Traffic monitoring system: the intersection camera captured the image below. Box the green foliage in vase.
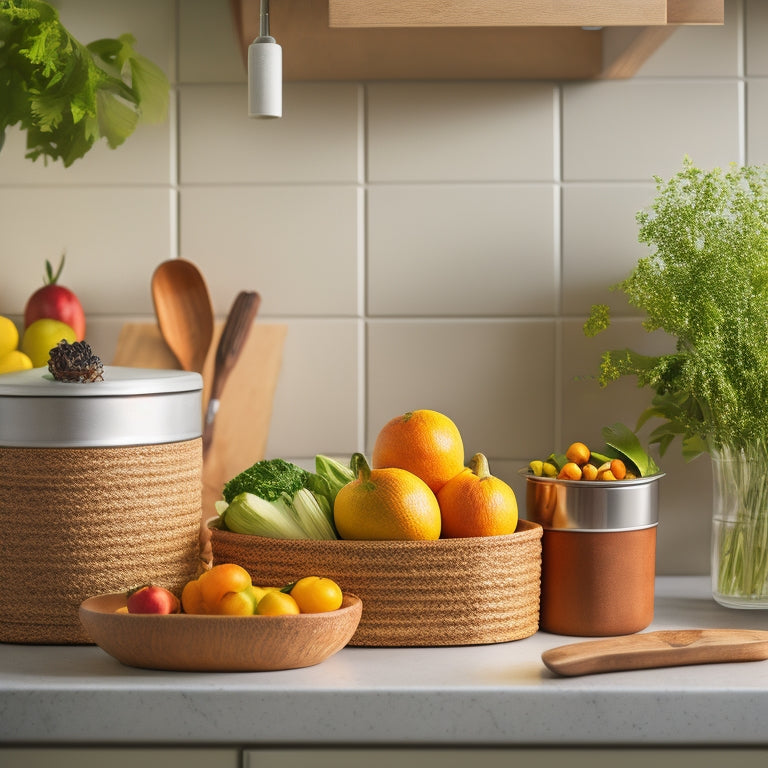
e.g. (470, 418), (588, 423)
(585, 156), (768, 462)
(0, 0), (169, 166)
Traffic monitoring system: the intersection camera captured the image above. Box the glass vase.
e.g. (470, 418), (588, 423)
(711, 444), (768, 608)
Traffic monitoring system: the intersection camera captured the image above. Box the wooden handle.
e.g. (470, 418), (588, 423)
(542, 629), (768, 677)
(202, 291), (261, 456)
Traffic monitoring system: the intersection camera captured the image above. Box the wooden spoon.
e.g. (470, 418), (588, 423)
(151, 259), (214, 373)
(202, 290), (261, 457)
(542, 629), (768, 677)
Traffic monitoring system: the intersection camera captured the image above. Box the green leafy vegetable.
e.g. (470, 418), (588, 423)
(315, 454), (355, 505)
(216, 493), (313, 540)
(218, 457), (341, 540)
(223, 458), (308, 504)
(0, 0), (169, 166)
(585, 157), (768, 459)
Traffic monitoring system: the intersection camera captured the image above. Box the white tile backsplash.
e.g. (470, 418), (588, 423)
(0, 188), (172, 316)
(746, 79), (768, 164)
(266, 319), (362, 459)
(179, 83), (362, 184)
(368, 185), (556, 316)
(563, 81), (741, 181)
(746, 0), (768, 75)
(367, 320), (557, 461)
(179, 185), (361, 316)
(367, 82), (557, 182)
(0, 0), (758, 576)
(561, 183), (656, 317)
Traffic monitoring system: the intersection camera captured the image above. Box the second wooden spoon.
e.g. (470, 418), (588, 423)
(542, 628), (768, 676)
(151, 259), (214, 373)
(202, 290), (261, 457)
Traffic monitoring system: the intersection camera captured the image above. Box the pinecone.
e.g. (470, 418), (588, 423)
(48, 340), (104, 383)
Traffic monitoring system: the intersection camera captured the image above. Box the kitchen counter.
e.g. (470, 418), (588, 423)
(1, 576), (767, 748)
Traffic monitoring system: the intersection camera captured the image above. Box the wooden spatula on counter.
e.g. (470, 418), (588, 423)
(202, 290), (261, 458)
(542, 629), (768, 677)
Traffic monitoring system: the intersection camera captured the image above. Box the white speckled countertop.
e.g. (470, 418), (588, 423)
(1, 577), (767, 747)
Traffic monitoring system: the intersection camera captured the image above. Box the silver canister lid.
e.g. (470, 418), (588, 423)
(523, 471), (664, 531)
(0, 366), (203, 447)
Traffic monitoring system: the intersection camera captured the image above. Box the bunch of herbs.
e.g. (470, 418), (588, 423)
(585, 157), (768, 602)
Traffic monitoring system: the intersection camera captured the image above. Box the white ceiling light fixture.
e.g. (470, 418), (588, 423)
(248, 0), (282, 118)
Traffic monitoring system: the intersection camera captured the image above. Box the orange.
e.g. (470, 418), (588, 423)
(181, 578), (207, 614)
(255, 590), (300, 616)
(218, 589), (258, 616)
(437, 453), (518, 538)
(372, 409), (465, 493)
(288, 576), (343, 613)
(334, 453), (441, 540)
(181, 563), (253, 614)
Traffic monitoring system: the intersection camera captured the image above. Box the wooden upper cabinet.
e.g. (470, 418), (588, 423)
(230, 0), (724, 81)
(327, 0), (724, 28)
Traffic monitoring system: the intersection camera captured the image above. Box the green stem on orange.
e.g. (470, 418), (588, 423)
(350, 452), (374, 489)
(469, 452), (491, 479)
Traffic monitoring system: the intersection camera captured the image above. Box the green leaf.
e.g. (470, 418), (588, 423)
(0, 0), (169, 166)
(601, 422), (660, 477)
(95, 89), (138, 148)
(127, 51), (169, 123)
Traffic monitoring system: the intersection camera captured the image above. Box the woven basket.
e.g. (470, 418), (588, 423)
(0, 441), (202, 644)
(210, 519), (542, 646)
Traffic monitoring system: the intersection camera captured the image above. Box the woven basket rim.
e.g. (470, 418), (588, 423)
(209, 518), (542, 550)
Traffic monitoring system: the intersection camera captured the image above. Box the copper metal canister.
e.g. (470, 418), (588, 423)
(0, 366), (203, 644)
(523, 471), (663, 636)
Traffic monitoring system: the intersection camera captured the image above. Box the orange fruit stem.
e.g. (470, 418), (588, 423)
(350, 452), (373, 486)
(468, 452), (491, 479)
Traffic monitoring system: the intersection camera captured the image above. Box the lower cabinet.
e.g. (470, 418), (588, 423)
(2, 747), (767, 768)
(0, 748), (239, 768)
(244, 749), (768, 768)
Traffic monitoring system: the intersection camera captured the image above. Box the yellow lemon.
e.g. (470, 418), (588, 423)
(21, 318), (76, 367)
(0, 316), (19, 358)
(255, 590), (300, 616)
(0, 350), (34, 374)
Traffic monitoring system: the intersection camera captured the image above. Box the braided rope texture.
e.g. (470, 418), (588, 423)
(211, 520), (542, 646)
(0, 441), (202, 644)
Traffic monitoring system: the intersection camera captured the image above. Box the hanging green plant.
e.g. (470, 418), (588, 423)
(0, 0), (169, 166)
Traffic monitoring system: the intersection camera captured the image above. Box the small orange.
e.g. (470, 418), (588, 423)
(372, 409), (465, 493)
(565, 441), (591, 466)
(334, 453), (441, 540)
(255, 590), (300, 616)
(218, 589), (258, 616)
(181, 578), (207, 614)
(288, 576), (343, 613)
(437, 453), (518, 538)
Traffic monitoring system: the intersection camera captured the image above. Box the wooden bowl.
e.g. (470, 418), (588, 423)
(79, 592), (362, 672)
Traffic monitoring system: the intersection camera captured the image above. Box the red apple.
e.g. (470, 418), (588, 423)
(126, 585), (181, 615)
(24, 254), (86, 341)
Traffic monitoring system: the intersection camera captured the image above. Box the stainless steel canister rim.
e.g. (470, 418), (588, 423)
(521, 469), (664, 531)
(0, 366), (203, 447)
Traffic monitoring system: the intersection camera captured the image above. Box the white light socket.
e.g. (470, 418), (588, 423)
(248, 36), (282, 119)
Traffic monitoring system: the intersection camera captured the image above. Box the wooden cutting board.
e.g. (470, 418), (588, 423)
(112, 322), (287, 521)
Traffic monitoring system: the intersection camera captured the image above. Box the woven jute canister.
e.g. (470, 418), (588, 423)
(0, 366), (204, 644)
(210, 519), (542, 646)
